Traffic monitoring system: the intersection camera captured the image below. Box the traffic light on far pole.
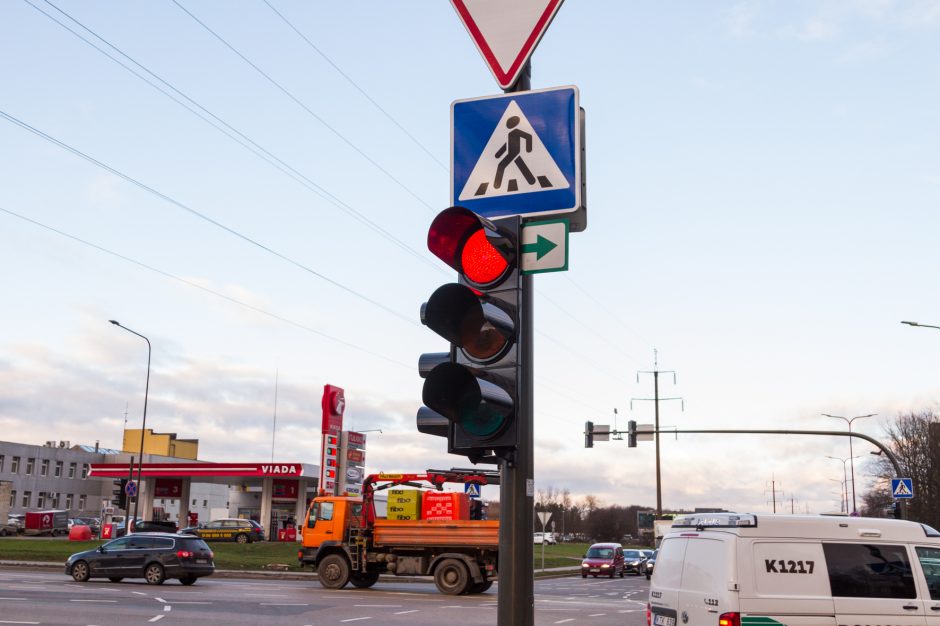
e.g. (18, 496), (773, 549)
(113, 478), (128, 509)
(627, 420), (637, 448)
(417, 206), (523, 463)
(584, 421), (594, 448)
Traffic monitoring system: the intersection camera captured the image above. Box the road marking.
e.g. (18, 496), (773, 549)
(0, 598), (27, 601)
(589, 614), (607, 617)
(166, 601), (211, 604)
(0, 621), (40, 624)
(393, 610), (419, 615)
(70, 599), (118, 603)
(340, 619), (372, 623)
(154, 597), (166, 603)
(132, 591), (148, 596)
(148, 616), (165, 623)
(353, 604), (402, 608)
(259, 603), (309, 607)
(163, 606), (171, 612)
(554, 620), (576, 624)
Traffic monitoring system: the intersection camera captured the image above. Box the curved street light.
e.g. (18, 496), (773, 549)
(901, 321), (940, 330)
(822, 413), (875, 515)
(826, 455), (862, 515)
(109, 320), (151, 531)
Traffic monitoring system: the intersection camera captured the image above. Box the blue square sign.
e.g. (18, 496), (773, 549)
(891, 477), (914, 499)
(452, 85), (584, 231)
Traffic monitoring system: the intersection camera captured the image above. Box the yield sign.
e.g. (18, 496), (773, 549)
(451, 0), (566, 89)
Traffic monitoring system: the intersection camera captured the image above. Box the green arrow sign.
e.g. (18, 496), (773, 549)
(521, 219), (568, 275)
(522, 235), (558, 260)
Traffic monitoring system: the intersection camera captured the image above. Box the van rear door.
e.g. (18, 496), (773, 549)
(649, 536), (685, 626)
(676, 536), (734, 624)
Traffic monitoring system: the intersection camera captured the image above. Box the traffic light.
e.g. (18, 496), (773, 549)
(113, 478), (128, 509)
(627, 420), (637, 448)
(417, 206), (523, 463)
(584, 421), (594, 448)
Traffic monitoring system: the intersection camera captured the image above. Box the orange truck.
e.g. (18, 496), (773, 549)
(298, 469), (499, 595)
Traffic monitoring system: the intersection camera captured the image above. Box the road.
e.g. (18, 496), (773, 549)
(0, 568), (650, 625)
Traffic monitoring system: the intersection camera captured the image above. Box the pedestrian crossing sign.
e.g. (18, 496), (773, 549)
(464, 482), (481, 499)
(452, 85), (585, 231)
(891, 477), (914, 499)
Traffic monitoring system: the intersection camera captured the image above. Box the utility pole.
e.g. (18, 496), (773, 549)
(632, 350), (682, 516)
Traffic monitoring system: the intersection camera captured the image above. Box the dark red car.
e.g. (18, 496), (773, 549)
(581, 542), (625, 578)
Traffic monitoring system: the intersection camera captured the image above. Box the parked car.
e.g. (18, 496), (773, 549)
(581, 542), (625, 578)
(180, 518), (265, 543)
(65, 533), (214, 585)
(644, 549), (658, 579)
(75, 517), (101, 535)
(0, 520), (18, 536)
(134, 520), (179, 533)
(533, 532), (556, 545)
(622, 549), (648, 575)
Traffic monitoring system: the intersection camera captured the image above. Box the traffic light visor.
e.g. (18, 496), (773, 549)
(428, 207), (512, 287)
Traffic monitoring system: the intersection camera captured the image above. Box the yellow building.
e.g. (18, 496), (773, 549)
(122, 429), (199, 460)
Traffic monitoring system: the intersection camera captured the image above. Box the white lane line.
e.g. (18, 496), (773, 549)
(132, 591), (148, 596)
(163, 605), (171, 612)
(353, 604), (402, 608)
(244, 593), (288, 597)
(393, 610), (419, 615)
(0, 598), (27, 601)
(70, 599), (118, 603)
(148, 616), (165, 623)
(589, 614), (607, 617)
(0, 621), (40, 625)
(554, 620), (576, 624)
(154, 597), (166, 604)
(259, 603), (309, 607)
(340, 619), (372, 623)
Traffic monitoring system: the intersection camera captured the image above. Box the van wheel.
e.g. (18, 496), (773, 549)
(434, 559), (469, 595)
(467, 580), (493, 594)
(317, 554), (351, 589)
(71, 561), (90, 582)
(145, 563), (166, 585)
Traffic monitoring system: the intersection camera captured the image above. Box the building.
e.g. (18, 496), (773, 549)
(122, 429), (198, 460)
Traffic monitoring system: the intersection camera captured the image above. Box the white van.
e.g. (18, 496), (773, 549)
(648, 512), (940, 626)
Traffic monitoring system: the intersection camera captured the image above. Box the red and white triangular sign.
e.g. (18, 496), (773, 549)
(451, 0), (565, 90)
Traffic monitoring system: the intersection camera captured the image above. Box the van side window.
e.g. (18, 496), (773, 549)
(916, 546), (940, 600)
(822, 543), (916, 599)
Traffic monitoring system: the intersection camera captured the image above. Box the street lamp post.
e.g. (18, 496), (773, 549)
(823, 413), (875, 515)
(901, 320), (940, 330)
(826, 455), (861, 514)
(109, 320), (151, 532)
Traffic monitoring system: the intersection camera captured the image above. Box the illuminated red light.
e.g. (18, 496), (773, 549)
(461, 229), (508, 285)
(718, 613), (740, 626)
(176, 550), (193, 559)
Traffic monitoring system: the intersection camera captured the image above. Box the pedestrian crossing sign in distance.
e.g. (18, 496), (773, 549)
(452, 85), (584, 231)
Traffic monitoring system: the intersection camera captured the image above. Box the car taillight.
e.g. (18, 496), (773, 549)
(718, 613), (740, 626)
(645, 603), (651, 626)
(176, 550), (193, 559)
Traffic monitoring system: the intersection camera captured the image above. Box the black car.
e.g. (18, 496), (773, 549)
(180, 518), (265, 543)
(622, 549), (648, 575)
(645, 549), (658, 579)
(65, 533), (214, 585)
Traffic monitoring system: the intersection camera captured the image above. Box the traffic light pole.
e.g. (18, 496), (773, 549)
(498, 64), (534, 626)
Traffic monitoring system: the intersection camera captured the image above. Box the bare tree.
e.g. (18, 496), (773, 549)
(866, 410), (940, 526)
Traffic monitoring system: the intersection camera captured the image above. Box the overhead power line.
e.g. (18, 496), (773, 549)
(0, 205), (413, 370)
(171, 0), (437, 213)
(27, 0), (440, 273)
(0, 108), (417, 327)
(262, 0), (447, 171)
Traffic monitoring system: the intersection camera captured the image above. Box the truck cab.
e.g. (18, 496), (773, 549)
(302, 496), (362, 549)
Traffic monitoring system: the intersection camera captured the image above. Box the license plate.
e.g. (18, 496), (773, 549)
(653, 615), (676, 626)
(589, 568), (600, 573)
(195, 559), (208, 564)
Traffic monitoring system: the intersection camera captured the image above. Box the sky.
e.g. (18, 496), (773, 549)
(1, 0), (938, 516)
